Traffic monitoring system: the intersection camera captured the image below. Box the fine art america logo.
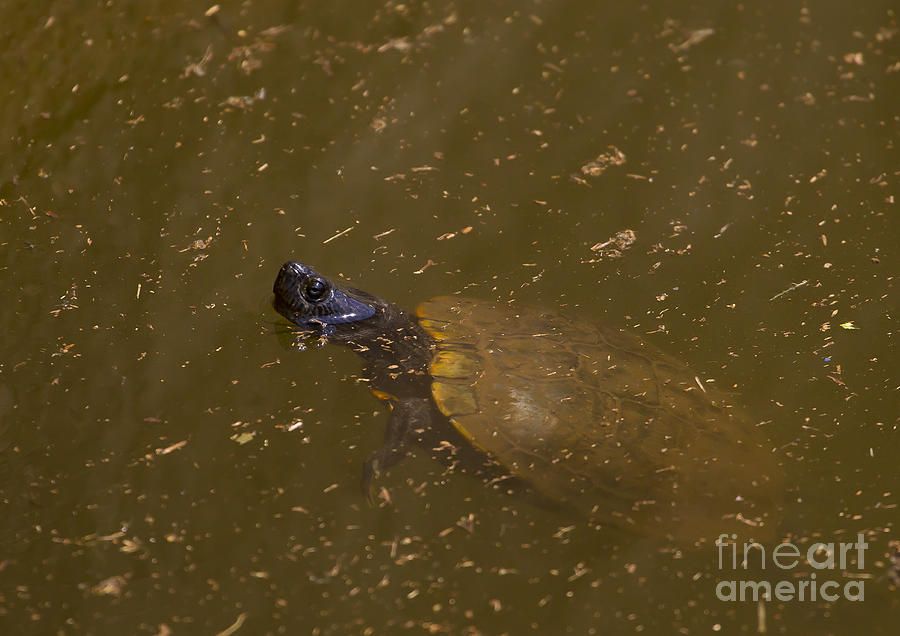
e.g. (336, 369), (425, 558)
(715, 534), (867, 602)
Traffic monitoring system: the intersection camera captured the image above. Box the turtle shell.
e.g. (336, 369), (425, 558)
(416, 297), (781, 541)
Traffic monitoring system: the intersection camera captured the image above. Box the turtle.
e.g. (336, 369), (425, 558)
(273, 261), (781, 542)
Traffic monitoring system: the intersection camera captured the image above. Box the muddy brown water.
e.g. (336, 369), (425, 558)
(1, 1), (897, 634)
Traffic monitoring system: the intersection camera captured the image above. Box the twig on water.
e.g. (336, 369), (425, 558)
(769, 280), (808, 301)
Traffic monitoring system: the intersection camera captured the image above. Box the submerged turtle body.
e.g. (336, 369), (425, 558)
(417, 297), (780, 539)
(273, 262), (781, 541)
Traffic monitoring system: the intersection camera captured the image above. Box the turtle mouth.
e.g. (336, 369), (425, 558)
(272, 261), (377, 328)
(272, 291), (312, 329)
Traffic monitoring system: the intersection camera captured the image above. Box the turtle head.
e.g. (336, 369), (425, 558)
(273, 261), (378, 333)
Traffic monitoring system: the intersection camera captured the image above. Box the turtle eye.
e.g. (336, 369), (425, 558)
(303, 278), (329, 302)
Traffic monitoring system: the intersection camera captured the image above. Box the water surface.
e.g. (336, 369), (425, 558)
(1, 1), (897, 633)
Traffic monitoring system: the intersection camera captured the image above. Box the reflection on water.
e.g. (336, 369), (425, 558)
(1, 1), (897, 633)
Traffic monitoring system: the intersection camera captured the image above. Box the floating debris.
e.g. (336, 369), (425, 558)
(179, 237), (213, 252)
(322, 225), (355, 244)
(586, 229), (636, 261)
(769, 280), (808, 301)
(580, 147), (626, 177)
(713, 222), (733, 239)
(156, 440), (188, 455)
(183, 45), (214, 78)
(220, 88), (267, 110)
(231, 431), (256, 445)
(414, 259), (438, 274)
(216, 613), (247, 636)
(92, 575), (127, 597)
(670, 28), (715, 52)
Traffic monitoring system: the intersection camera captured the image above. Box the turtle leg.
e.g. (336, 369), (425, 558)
(362, 397), (432, 503)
